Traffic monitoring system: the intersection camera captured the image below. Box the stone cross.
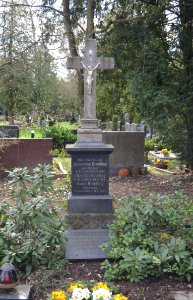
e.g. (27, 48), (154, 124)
(67, 39), (115, 121)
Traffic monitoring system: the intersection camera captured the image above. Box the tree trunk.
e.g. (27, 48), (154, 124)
(86, 0), (96, 39)
(62, 0), (84, 115)
(62, 0), (96, 116)
(179, 0), (193, 167)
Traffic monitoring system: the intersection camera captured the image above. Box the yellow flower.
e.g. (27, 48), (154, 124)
(92, 282), (110, 291)
(51, 290), (66, 300)
(114, 294), (128, 300)
(68, 282), (85, 293)
(161, 148), (169, 156)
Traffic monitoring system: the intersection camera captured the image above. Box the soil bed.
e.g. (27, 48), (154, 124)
(0, 171), (193, 300)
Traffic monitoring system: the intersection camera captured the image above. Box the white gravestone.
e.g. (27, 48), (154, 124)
(131, 123), (137, 132)
(125, 122), (131, 131)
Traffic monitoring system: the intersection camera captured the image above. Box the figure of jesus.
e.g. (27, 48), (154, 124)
(81, 61), (100, 95)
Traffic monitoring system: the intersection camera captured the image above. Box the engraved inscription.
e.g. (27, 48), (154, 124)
(72, 155), (109, 195)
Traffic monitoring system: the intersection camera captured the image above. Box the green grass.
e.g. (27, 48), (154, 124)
(58, 121), (78, 129)
(0, 120), (8, 125)
(20, 128), (43, 138)
(0, 119), (78, 138)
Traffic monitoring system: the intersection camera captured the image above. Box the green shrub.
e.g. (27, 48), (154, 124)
(145, 136), (169, 153)
(112, 115), (119, 131)
(102, 192), (193, 282)
(0, 165), (67, 275)
(43, 125), (77, 150)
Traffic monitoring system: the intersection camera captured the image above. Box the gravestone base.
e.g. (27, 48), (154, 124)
(65, 212), (114, 229)
(65, 229), (109, 260)
(65, 142), (114, 260)
(0, 285), (32, 300)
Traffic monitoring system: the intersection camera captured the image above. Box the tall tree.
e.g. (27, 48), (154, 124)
(0, 0), (58, 121)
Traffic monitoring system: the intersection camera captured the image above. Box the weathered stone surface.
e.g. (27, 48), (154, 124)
(65, 229), (109, 260)
(64, 213), (114, 229)
(0, 285), (32, 300)
(173, 291), (193, 300)
(102, 131), (144, 176)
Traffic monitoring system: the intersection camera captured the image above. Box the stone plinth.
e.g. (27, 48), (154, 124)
(173, 291), (193, 300)
(66, 142), (114, 213)
(0, 285), (32, 300)
(66, 229), (109, 260)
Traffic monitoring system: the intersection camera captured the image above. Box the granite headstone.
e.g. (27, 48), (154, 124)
(0, 126), (19, 138)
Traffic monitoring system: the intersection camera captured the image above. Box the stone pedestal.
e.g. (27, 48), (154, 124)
(65, 142), (114, 260)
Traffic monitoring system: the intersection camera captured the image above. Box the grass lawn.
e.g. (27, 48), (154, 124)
(20, 127), (43, 138)
(0, 120), (8, 125)
(58, 121), (78, 129)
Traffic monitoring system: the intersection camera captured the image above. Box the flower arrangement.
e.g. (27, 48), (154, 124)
(47, 282), (128, 300)
(161, 148), (170, 156)
(154, 158), (169, 165)
(154, 158), (169, 169)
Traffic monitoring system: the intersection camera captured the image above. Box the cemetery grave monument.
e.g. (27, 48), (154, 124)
(65, 39), (115, 259)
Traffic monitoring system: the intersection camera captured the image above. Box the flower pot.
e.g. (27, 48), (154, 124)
(118, 168), (130, 176)
(154, 163), (168, 169)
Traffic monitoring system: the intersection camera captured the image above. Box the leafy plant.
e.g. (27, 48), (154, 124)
(0, 165), (67, 275)
(43, 125), (77, 150)
(102, 192), (193, 282)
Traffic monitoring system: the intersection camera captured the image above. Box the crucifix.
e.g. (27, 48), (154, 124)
(67, 39), (115, 123)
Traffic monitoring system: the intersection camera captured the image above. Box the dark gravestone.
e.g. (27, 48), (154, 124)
(72, 154), (109, 195)
(0, 126), (19, 138)
(66, 229), (109, 260)
(0, 285), (32, 300)
(66, 144), (113, 213)
(65, 39), (114, 260)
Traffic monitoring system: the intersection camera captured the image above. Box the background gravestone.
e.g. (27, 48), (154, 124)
(0, 126), (19, 138)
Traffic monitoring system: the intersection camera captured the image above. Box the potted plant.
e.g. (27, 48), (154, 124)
(154, 158), (169, 169)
